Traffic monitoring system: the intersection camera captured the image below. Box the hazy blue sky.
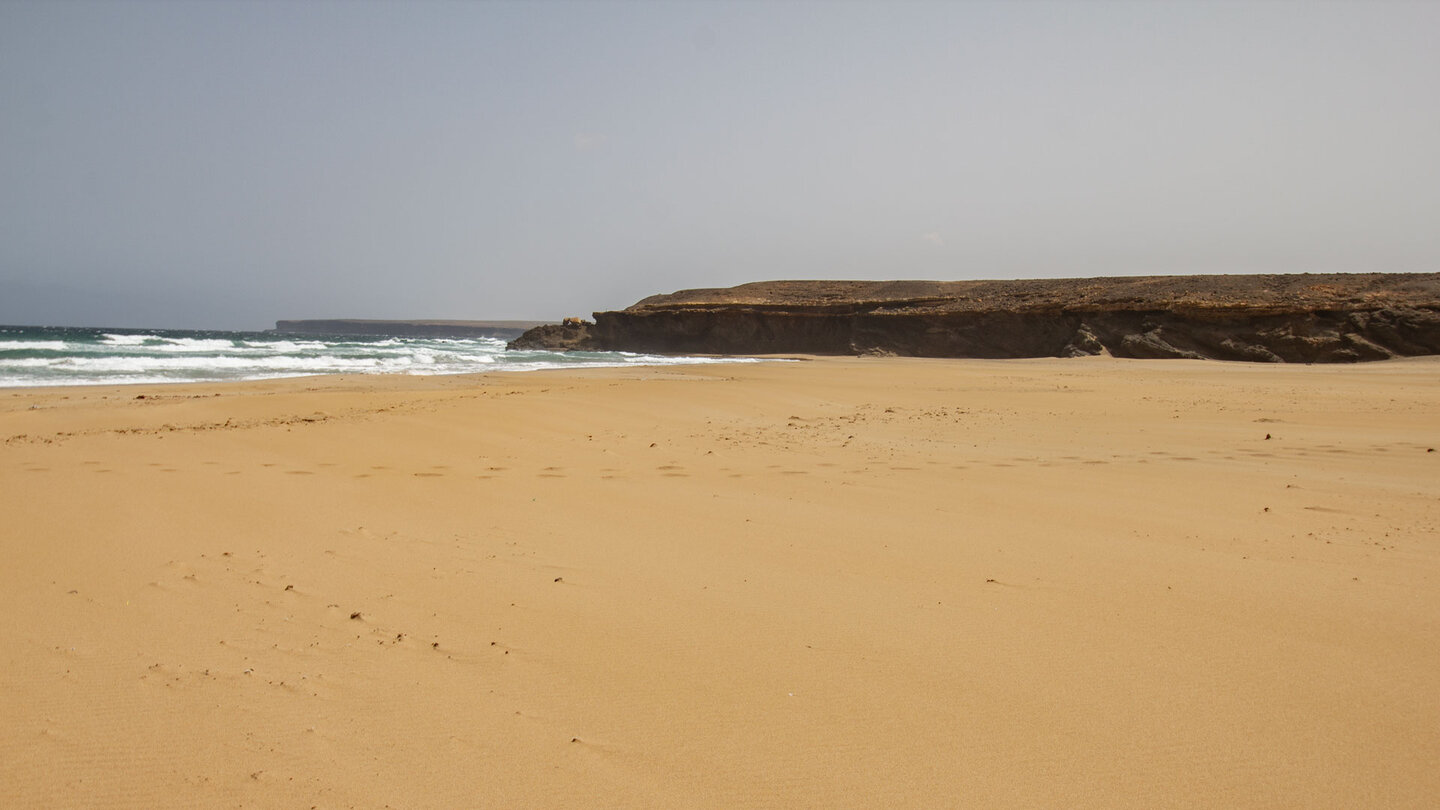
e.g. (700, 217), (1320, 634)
(2, 0), (1437, 329)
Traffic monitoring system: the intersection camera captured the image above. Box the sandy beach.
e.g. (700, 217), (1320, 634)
(2, 356), (1437, 808)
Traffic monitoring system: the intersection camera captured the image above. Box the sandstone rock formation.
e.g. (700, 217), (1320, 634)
(508, 273), (1440, 362)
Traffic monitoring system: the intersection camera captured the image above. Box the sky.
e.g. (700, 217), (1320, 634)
(1, 0), (1438, 330)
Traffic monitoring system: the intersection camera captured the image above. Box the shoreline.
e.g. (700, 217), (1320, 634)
(3, 355), (1438, 807)
(0, 324), (778, 389)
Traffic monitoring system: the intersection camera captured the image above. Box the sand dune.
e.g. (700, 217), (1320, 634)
(2, 357), (1438, 807)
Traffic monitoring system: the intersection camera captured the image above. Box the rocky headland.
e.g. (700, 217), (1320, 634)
(509, 273), (1440, 362)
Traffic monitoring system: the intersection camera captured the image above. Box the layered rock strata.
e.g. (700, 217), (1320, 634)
(508, 273), (1440, 362)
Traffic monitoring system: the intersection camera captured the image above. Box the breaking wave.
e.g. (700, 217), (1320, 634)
(0, 326), (763, 387)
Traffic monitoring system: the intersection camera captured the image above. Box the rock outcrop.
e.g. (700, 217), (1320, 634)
(275, 319), (545, 340)
(508, 273), (1440, 362)
(505, 319), (598, 351)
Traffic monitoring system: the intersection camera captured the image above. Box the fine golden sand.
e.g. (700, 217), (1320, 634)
(2, 356), (1437, 808)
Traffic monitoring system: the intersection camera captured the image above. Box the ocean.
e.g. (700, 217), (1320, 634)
(0, 325), (762, 388)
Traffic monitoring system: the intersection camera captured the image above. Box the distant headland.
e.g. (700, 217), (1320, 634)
(509, 273), (1440, 363)
(274, 319), (546, 340)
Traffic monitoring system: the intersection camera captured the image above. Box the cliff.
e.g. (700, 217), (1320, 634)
(275, 319), (546, 340)
(507, 273), (1440, 362)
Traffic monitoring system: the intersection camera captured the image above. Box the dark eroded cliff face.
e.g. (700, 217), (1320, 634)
(508, 273), (1440, 362)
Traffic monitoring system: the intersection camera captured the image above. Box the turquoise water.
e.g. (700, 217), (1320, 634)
(0, 325), (760, 387)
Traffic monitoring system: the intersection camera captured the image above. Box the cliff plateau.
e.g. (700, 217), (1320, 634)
(508, 273), (1440, 362)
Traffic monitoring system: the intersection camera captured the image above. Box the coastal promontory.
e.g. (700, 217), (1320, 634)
(509, 273), (1440, 362)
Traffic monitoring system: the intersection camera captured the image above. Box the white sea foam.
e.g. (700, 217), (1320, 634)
(241, 340), (327, 352)
(0, 328), (770, 387)
(101, 333), (154, 346)
(153, 338), (240, 352)
(0, 357), (60, 368)
(0, 340), (68, 351)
